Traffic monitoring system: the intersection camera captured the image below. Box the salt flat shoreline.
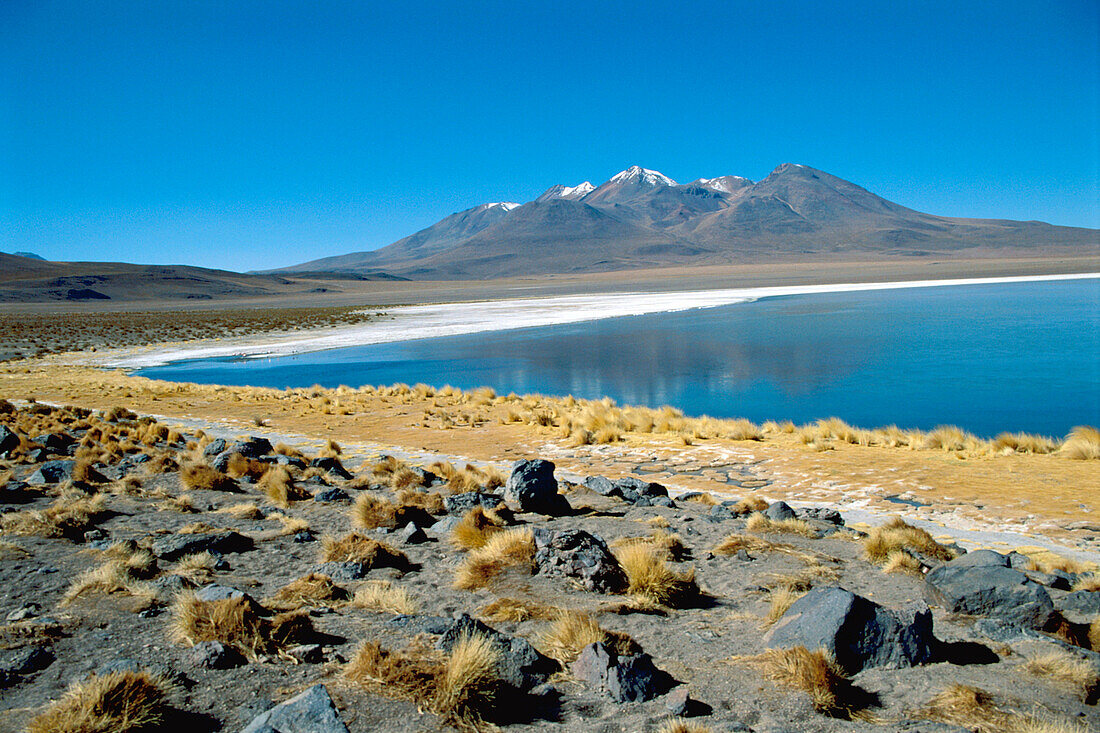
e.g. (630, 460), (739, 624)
(85, 272), (1100, 370)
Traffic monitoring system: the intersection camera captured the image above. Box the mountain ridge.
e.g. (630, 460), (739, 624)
(265, 163), (1100, 280)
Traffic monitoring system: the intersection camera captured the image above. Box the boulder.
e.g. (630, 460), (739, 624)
(313, 561), (371, 581)
(229, 437), (273, 458)
(925, 556), (1055, 629)
(505, 459), (570, 515)
(763, 501), (797, 521)
(286, 644), (323, 664)
(583, 476), (618, 496)
(570, 642), (668, 703)
(1, 481), (31, 504)
(397, 523), (429, 545)
(0, 425), (19, 456)
(202, 438), (227, 459)
(798, 507), (844, 525)
(444, 491), (504, 515)
(1, 646), (54, 676)
(187, 640), (245, 670)
(1054, 590), (1100, 624)
(151, 531), (253, 561)
(532, 528), (627, 593)
(310, 456), (352, 480)
(437, 614), (557, 691)
(763, 586), (935, 672)
(614, 477), (668, 505)
(39, 432), (76, 454)
(241, 684), (349, 733)
(313, 488), (350, 503)
(26, 460), (76, 485)
(195, 585), (251, 603)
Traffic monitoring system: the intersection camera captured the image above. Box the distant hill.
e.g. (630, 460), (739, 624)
(268, 164), (1099, 279)
(0, 252), (320, 303)
(10, 251), (45, 261)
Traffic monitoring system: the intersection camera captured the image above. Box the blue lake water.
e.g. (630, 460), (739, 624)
(137, 279), (1100, 438)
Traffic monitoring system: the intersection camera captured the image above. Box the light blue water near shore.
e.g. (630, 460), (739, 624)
(137, 279), (1100, 438)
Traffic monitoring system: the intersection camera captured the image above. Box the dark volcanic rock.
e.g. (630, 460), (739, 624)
(437, 613), (557, 691)
(1055, 590), (1100, 624)
(187, 640), (245, 670)
(444, 491), (504, 515)
(532, 528), (627, 593)
(313, 561), (371, 581)
(26, 460), (76, 485)
(202, 438), (227, 459)
(0, 425), (19, 456)
(763, 501), (797, 521)
(151, 531), (253, 561)
(230, 436), (273, 458)
(310, 456), (352, 480)
(798, 506), (844, 525)
(763, 586), (935, 672)
(571, 642), (668, 703)
(313, 488), (351, 503)
(505, 459), (570, 515)
(925, 555), (1055, 629)
(241, 684), (348, 733)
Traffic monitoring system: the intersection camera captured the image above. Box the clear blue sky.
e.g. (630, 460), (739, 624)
(2, 1), (1097, 271)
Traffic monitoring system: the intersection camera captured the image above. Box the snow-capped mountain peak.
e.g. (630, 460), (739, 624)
(691, 176), (753, 194)
(609, 166), (677, 187)
(477, 202), (520, 212)
(535, 181), (595, 203)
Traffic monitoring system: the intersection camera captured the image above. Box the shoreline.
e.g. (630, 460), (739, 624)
(85, 271), (1099, 369)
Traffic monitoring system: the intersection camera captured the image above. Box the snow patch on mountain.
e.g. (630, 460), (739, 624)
(609, 166), (677, 187)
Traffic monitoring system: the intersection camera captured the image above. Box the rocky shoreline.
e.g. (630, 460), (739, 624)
(0, 401), (1097, 732)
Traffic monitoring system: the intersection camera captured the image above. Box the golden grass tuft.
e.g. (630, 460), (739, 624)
(1023, 649), (1100, 701)
(433, 631), (502, 727)
(536, 609), (640, 664)
(913, 684), (1014, 733)
(62, 550), (158, 607)
(395, 488), (446, 514)
(320, 532), (411, 571)
(1, 493), (107, 540)
(172, 551), (218, 585)
(681, 492), (718, 505)
(215, 502), (264, 520)
(1060, 426), (1100, 460)
(745, 512), (818, 538)
(743, 646), (874, 720)
(257, 466), (309, 508)
(352, 580), (419, 614)
(610, 529), (688, 561)
(882, 549), (924, 577)
(454, 527), (535, 590)
(450, 506), (506, 551)
(26, 670), (171, 733)
(479, 597), (557, 623)
(180, 463), (237, 492)
(267, 573), (350, 610)
(350, 493), (429, 530)
(169, 591), (313, 657)
(657, 720), (713, 733)
(1072, 573), (1100, 592)
(761, 587), (805, 629)
(863, 517), (956, 564)
(732, 495), (769, 514)
(225, 452), (270, 480)
(613, 543), (699, 607)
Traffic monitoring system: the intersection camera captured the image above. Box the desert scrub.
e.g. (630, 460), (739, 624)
(735, 646), (876, 720)
(320, 532), (412, 571)
(352, 580), (419, 614)
(450, 505), (507, 550)
(1, 493), (108, 540)
(257, 466), (309, 508)
(350, 492), (433, 530)
(536, 609), (640, 664)
(612, 543), (700, 607)
(479, 597), (557, 623)
(745, 512), (818, 538)
(180, 463), (237, 492)
(266, 573), (350, 610)
(26, 670), (172, 733)
(610, 529), (688, 561)
(863, 517), (956, 566)
(169, 591), (314, 657)
(62, 548), (158, 607)
(454, 528), (535, 590)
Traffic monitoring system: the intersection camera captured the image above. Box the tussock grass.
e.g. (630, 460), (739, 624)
(681, 492), (718, 505)
(536, 609), (639, 664)
(430, 460), (505, 494)
(1024, 649), (1100, 702)
(863, 517), (955, 565)
(216, 502), (264, 520)
(739, 646), (875, 720)
(320, 532), (411, 571)
(454, 528), (535, 590)
(173, 552), (218, 585)
(882, 549), (924, 576)
(761, 587), (805, 629)
(156, 491), (197, 513)
(180, 463), (237, 492)
(345, 632), (503, 730)
(1060, 426), (1100, 460)
(169, 591), (313, 657)
(62, 550), (158, 607)
(177, 521), (218, 534)
(1072, 573), (1100, 592)
(268, 512), (309, 536)
(610, 529), (688, 561)
(745, 512), (817, 538)
(613, 543), (699, 607)
(352, 580), (418, 614)
(26, 670), (171, 733)
(1024, 550), (1094, 575)
(395, 488), (446, 514)
(1, 493), (108, 540)
(451, 506), (506, 550)
(257, 466), (309, 508)
(657, 720), (713, 733)
(351, 493), (430, 530)
(225, 453), (270, 480)
(733, 495), (769, 514)
(267, 573), (350, 610)
(994, 432), (1061, 455)
(913, 684), (1014, 733)
(479, 597), (557, 623)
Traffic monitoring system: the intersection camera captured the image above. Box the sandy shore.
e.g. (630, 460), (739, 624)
(83, 271), (1099, 368)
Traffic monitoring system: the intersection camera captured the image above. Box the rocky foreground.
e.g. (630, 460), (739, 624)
(0, 401), (1097, 733)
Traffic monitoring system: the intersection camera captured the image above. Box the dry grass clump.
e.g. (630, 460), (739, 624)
(257, 466), (309, 508)
(169, 591), (313, 657)
(451, 506), (507, 550)
(611, 529), (688, 561)
(922, 424), (984, 453)
(613, 543), (699, 607)
(536, 609), (640, 664)
(761, 587), (806, 629)
(155, 491), (197, 513)
(993, 432), (1061, 455)
(352, 580), (419, 614)
(62, 549), (158, 607)
(1060, 426), (1100, 460)
(267, 573), (350, 610)
(1025, 550), (1094, 576)
(454, 528), (535, 590)
(345, 633), (502, 730)
(863, 517), (956, 565)
(395, 488), (446, 514)
(225, 453), (270, 480)
(479, 597), (557, 623)
(216, 502), (264, 520)
(739, 646), (874, 720)
(351, 493), (431, 530)
(745, 512), (817, 538)
(1, 493), (108, 540)
(71, 459), (107, 484)
(657, 720), (713, 733)
(26, 669), (171, 733)
(1024, 649), (1100, 702)
(320, 532), (411, 571)
(180, 463), (237, 492)
(881, 549), (924, 577)
(732, 495), (769, 514)
(912, 684), (1015, 732)
(1072, 573), (1100, 592)
(268, 512), (310, 536)
(430, 460), (505, 494)
(681, 492), (718, 506)
(172, 551), (218, 585)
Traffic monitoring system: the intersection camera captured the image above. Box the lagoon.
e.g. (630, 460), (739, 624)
(137, 279), (1100, 438)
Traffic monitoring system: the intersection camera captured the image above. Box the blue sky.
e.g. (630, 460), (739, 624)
(2, 1), (1097, 271)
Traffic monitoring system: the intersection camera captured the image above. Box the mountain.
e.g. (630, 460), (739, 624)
(269, 164), (1100, 279)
